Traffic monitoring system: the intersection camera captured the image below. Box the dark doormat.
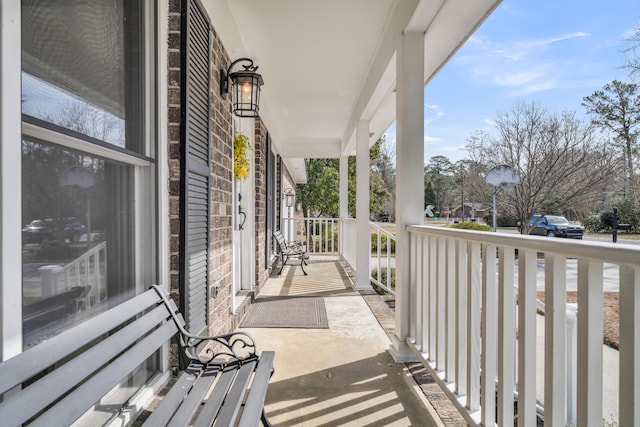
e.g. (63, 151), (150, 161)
(240, 296), (328, 329)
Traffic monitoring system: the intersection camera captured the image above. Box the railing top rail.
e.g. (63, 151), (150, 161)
(300, 217), (339, 221)
(370, 221), (395, 238)
(408, 224), (640, 267)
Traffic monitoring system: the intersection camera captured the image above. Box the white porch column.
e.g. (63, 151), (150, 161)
(390, 31), (424, 362)
(339, 155), (348, 255)
(355, 120), (372, 290)
(1, 0), (23, 359)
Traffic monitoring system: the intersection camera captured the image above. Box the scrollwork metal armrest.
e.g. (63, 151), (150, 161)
(151, 285), (258, 367)
(288, 241), (307, 254)
(177, 330), (258, 366)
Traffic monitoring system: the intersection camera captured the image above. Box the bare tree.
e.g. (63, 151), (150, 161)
(467, 101), (622, 232)
(623, 21), (640, 79)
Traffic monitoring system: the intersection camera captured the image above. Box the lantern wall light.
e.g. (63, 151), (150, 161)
(283, 188), (295, 208)
(220, 57), (264, 118)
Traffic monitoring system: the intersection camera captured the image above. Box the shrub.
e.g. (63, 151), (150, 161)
(600, 211), (614, 230)
(371, 232), (396, 254)
(448, 222), (493, 232)
(582, 214), (602, 233)
(497, 215), (519, 227)
(370, 266), (395, 295)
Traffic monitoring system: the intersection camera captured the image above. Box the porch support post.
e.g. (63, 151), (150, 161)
(355, 120), (372, 290)
(390, 31), (424, 362)
(1, 0), (23, 359)
(339, 155), (348, 255)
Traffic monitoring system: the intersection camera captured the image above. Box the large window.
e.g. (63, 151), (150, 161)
(20, 0), (155, 422)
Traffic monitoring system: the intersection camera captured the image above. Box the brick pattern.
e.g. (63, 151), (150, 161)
(208, 26), (234, 337)
(167, 0), (182, 298)
(167, 0), (248, 337)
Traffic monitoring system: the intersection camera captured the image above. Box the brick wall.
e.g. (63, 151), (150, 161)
(208, 26), (235, 336)
(254, 119), (270, 285)
(167, 0), (244, 337)
(167, 0), (181, 298)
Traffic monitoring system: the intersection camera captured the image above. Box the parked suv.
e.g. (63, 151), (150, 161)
(528, 215), (584, 239)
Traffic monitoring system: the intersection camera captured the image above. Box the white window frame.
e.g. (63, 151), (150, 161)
(1, 0), (24, 361)
(0, 0), (168, 364)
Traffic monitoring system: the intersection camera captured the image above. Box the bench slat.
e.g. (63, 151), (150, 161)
(0, 288), (162, 395)
(238, 351), (275, 427)
(142, 363), (205, 427)
(193, 365), (244, 427)
(167, 365), (221, 426)
(29, 321), (178, 427)
(0, 304), (175, 425)
(212, 361), (257, 427)
(0, 285), (274, 427)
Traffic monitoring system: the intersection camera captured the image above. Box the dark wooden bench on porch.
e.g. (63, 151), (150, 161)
(273, 230), (309, 275)
(0, 285), (275, 426)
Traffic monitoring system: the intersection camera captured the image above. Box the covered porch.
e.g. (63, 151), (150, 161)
(241, 255), (457, 426)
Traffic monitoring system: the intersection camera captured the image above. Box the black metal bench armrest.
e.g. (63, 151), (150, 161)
(151, 285), (258, 366)
(177, 331), (258, 366)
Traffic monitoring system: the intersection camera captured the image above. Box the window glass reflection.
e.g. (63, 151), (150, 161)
(22, 140), (135, 348)
(21, 0), (143, 153)
(22, 73), (126, 147)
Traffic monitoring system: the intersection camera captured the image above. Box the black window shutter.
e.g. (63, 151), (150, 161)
(265, 136), (275, 268)
(180, 0), (210, 334)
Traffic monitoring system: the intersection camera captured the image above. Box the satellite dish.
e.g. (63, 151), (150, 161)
(486, 165), (521, 187)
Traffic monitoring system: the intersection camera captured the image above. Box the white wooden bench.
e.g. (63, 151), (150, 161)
(0, 285), (274, 426)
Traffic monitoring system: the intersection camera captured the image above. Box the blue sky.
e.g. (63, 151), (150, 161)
(385, 0), (639, 163)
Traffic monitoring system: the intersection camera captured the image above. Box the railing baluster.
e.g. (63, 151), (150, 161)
(437, 237), (446, 370)
(467, 241), (481, 412)
(445, 237), (456, 383)
(411, 232), (419, 344)
(456, 239), (468, 396)
(428, 235), (437, 362)
(619, 265), (639, 426)
(324, 219), (328, 253)
(498, 246), (515, 427)
(482, 243), (497, 425)
(577, 259), (603, 426)
(420, 235), (429, 354)
(377, 232), (382, 284)
(544, 254), (567, 426)
(517, 249), (537, 427)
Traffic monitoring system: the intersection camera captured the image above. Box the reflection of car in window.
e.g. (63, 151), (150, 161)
(22, 218), (86, 245)
(528, 215), (584, 239)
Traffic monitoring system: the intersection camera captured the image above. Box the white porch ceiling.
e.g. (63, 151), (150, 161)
(206, 0), (501, 183)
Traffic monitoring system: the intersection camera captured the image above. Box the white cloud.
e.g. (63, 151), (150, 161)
(424, 135), (442, 144)
(521, 32), (588, 47)
(424, 104), (445, 126)
(458, 31), (591, 97)
(483, 119), (496, 126)
(509, 79), (557, 96)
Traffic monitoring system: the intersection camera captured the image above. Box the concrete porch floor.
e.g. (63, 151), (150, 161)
(239, 256), (450, 427)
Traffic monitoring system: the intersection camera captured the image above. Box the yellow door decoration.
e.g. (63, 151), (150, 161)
(233, 133), (251, 180)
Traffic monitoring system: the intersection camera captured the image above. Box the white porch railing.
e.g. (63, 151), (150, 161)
(40, 242), (107, 309)
(406, 225), (638, 426)
(282, 217), (339, 254)
(370, 222), (395, 295)
(339, 219), (397, 294)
